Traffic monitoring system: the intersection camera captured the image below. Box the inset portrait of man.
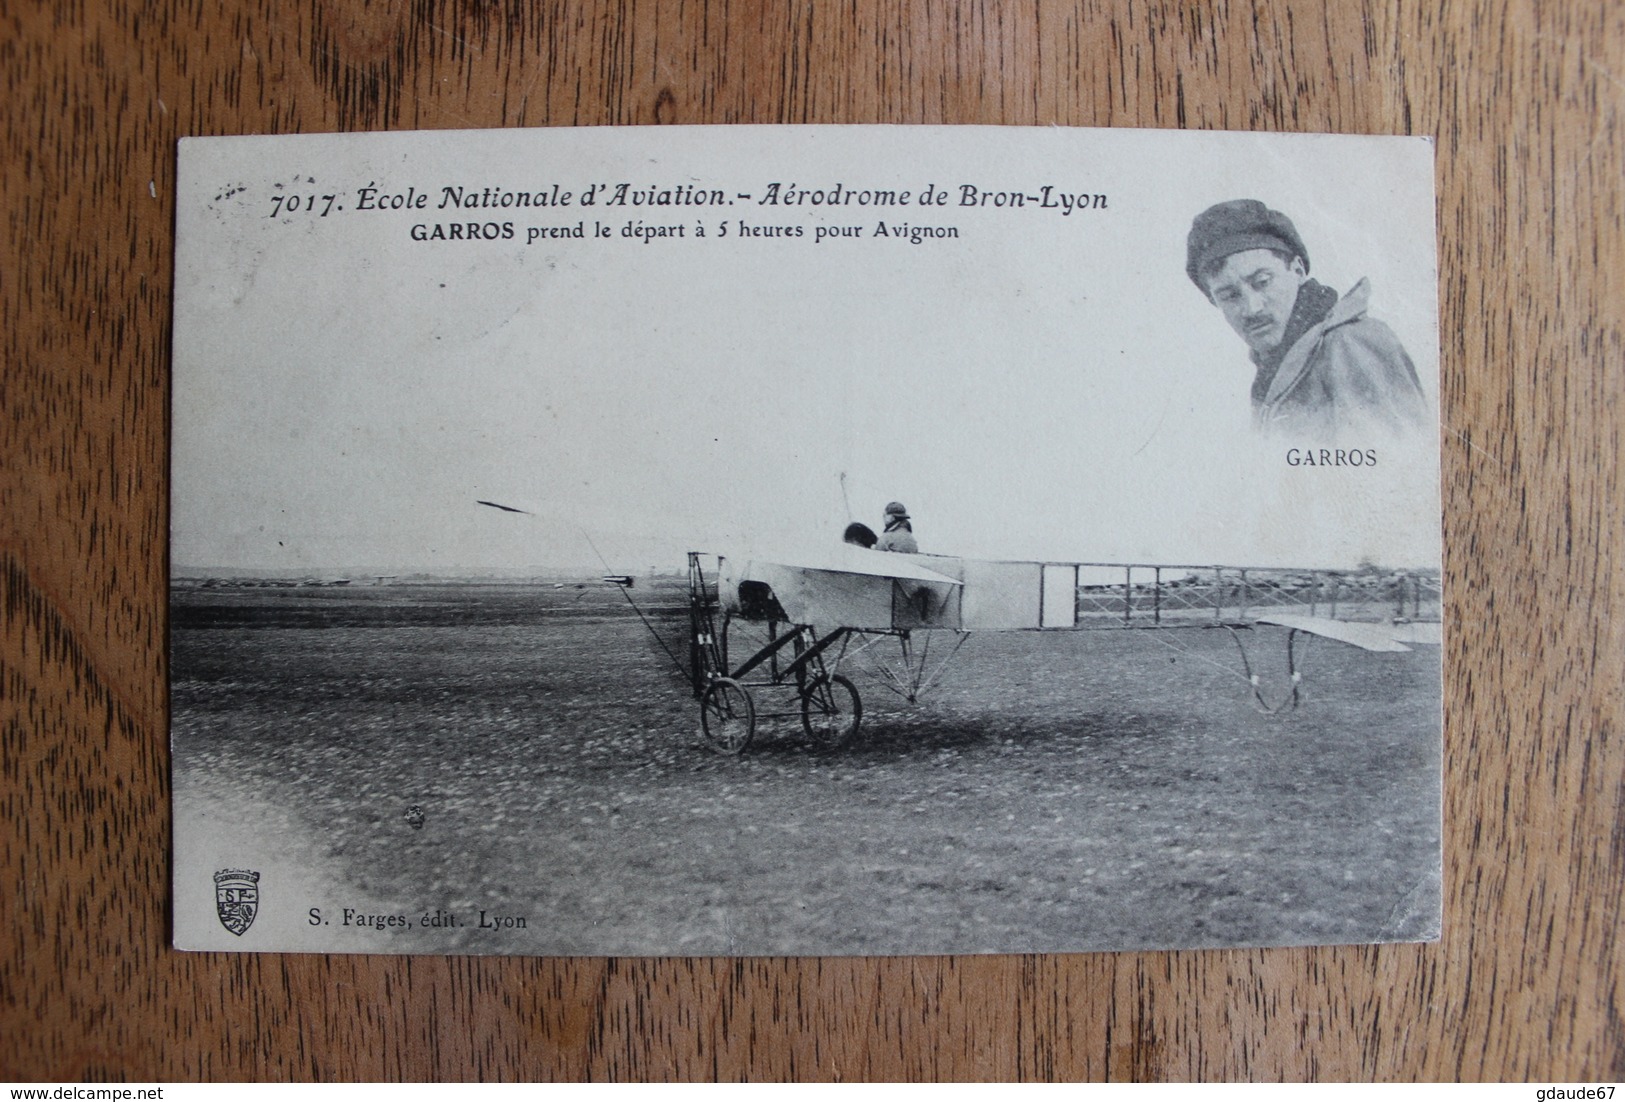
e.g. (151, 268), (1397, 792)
(1186, 199), (1429, 440)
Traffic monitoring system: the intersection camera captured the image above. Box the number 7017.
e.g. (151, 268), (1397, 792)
(270, 193), (337, 217)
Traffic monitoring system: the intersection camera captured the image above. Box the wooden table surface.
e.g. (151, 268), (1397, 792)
(3, 0), (1621, 1082)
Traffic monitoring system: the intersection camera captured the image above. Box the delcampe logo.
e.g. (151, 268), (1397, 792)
(213, 868), (261, 936)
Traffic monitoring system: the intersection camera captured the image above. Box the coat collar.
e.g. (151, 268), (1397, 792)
(1261, 278), (1372, 407)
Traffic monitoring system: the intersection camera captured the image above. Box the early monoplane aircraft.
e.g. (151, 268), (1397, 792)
(472, 500), (1439, 756)
(682, 545), (1440, 755)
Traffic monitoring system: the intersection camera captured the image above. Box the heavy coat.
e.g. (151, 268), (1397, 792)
(1253, 279), (1429, 439)
(877, 523), (918, 553)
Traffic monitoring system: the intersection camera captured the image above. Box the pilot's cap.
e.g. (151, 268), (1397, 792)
(884, 501), (909, 519)
(1186, 199), (1309, 291)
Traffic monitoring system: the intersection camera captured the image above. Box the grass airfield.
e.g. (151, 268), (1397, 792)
(171, 580), (1441, 955)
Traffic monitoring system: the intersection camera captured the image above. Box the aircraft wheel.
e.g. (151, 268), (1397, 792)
(801, 674), (862, 751)
(700, 677), (755, 755)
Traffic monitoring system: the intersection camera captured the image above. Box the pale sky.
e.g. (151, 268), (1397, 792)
(173, 126), (1440, 575)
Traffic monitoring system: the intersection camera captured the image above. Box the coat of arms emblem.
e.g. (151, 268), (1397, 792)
(214, 868), (260, 936)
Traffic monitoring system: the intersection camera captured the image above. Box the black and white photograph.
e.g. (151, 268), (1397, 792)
(170, 124), (1443, 956)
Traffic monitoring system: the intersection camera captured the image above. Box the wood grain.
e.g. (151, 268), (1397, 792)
(3, 0), (1621, 1081)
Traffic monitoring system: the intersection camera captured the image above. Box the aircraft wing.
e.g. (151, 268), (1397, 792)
(1256, 613), (1414, 652)
(726, 543), (965, 585)
(718, 547), (962, 631)
(1388, 620), (1442, 645)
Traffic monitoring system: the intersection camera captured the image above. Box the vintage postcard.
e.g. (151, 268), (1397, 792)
(171, 125), (1442, 955)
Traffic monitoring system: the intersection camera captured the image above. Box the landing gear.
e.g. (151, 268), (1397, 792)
(801, 674), (862, 751)
(700, 677), (755, 755)
(688, 553), (866, 755)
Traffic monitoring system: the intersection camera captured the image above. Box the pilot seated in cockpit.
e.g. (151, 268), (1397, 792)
(875, 501), (918, 553)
